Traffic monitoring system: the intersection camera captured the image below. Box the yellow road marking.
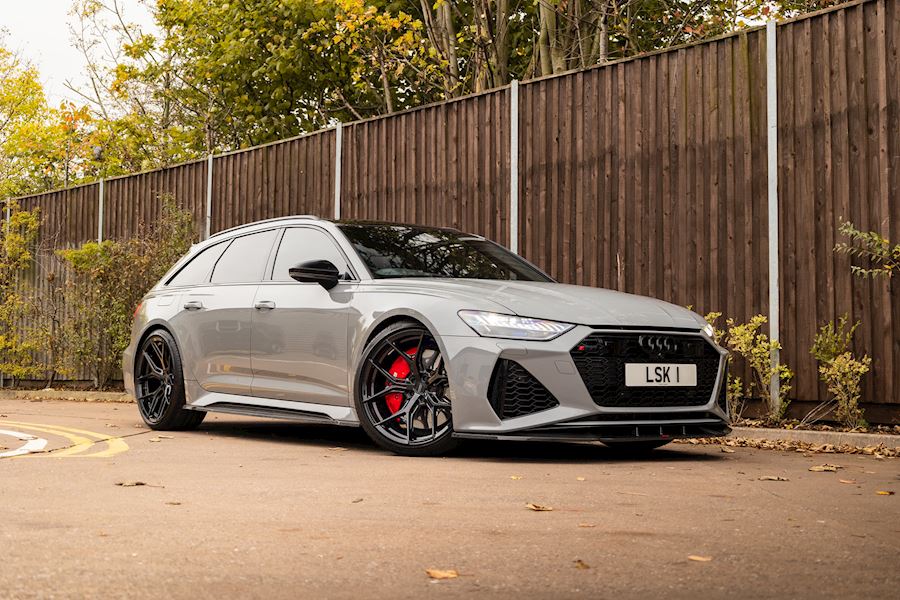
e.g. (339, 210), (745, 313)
(1, 420), (130, 458)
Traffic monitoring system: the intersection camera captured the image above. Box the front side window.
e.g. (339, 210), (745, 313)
(166, 241), (228, 287)
(338, 224), (552, 281)
(210, 229), (278, 284)
(271, 227), (351, 281)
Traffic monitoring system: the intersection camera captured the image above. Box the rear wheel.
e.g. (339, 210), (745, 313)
(354, 321), (458, 456)
(135, 329), (205, 431)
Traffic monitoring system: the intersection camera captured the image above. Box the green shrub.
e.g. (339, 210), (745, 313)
(835, 221), (899, 279)
(0, 201), (44, 379)
(809, 315), (871, 429)
(57, 197), (195, 387)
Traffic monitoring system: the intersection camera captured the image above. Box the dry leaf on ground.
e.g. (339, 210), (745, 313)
(327, 447), (347, 452)
(510, 475), (523, 480)
(576, 477), (586, 481)
(425, 569), (459, 580)
(115, 481), (146, 487)
(526, 503), (553, 512)
(839, 479), (857, 484)
(577, 523), (596, 528)
(721, 448), (735, 453)
(809, 464), (841, 472)
(876, 491), (895, 496)
(688, 555), (713, 562)
(351, 498), (364, 504)
(165, 501), (182, 506)
(573, 559), (590, 569)
(758, 476), (789, 481)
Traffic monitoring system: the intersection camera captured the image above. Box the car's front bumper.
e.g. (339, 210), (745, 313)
(440, 325), (730, 443)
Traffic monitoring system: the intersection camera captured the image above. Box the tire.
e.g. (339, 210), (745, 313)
(354, 321), (458, 457)
(134, 329), (206, 431)
(603, 440), (671, 453)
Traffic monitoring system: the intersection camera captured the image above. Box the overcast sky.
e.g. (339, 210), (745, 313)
(0, 0), (155, 105)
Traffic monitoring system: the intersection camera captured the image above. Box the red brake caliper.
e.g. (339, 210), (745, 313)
(385, 347), (417, 414)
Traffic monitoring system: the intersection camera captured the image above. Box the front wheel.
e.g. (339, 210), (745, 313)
(354, 321), (458, 456)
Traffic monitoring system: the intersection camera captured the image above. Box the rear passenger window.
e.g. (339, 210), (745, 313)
(167, 242), (228, 287)
(210, 229), (278, 284)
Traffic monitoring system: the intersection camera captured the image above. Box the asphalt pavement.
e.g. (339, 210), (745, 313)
(1, 399), (898, 599)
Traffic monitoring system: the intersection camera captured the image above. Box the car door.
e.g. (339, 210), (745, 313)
(250, 226), (354, 406)
(173, 228), (279, 396)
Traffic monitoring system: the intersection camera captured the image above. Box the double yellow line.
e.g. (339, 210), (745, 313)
(2, 420), (129, 458)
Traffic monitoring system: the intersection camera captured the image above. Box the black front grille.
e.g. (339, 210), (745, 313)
(488, 360), (559, 419)
(570, 332), (721, 408)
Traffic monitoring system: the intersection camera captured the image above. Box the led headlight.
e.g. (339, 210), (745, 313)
(702, 323), (716, 339)
(458, 310), (575, 341)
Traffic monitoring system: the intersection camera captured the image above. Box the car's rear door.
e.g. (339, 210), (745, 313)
(250, 226), (354, 406)
(172, 228), (279, 396)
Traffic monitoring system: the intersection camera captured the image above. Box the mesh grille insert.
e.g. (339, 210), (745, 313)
(488, 360), (559, 419)
(570, 333), (721, 408)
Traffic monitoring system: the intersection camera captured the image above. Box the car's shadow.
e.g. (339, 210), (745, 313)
(196, 419), (724, 464)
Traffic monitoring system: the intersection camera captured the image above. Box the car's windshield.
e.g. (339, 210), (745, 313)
(338, 224), (552, 282)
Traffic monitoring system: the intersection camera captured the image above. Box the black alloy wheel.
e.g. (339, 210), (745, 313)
(355, 321), (458, 456)
(135, 329), (205, 430)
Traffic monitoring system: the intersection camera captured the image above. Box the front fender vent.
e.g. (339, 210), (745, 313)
(488, 359), (559, 420)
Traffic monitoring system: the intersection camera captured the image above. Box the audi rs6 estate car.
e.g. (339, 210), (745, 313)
(124, 216), (731, 456)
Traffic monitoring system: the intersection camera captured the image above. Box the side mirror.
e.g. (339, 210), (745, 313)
(289, 259), (340, 290)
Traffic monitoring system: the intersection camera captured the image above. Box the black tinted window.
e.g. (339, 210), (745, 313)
(272, 228), (350, 281)
(210, 229), (278, 284)
(338, 224), (551, 281)
(167, 241), (228, 287)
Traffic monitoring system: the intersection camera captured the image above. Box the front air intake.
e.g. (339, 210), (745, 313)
(487, 359), (559, 420)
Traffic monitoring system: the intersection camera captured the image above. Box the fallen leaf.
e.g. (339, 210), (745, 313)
(149, 438), (162, 442)
(839, 479), (857, 485)
(576, 477), (586, 481)
(425, 569), (458, 580)
(115, 481), (146, 487)
(351, 498), (364, 504)
(573, 559), (590, 569)
(157, 435), (174, 439)
(165, 501), (182, 506)
(105, 423), (118, 428)
(721, 447), (735, 453)
(327, 447), (347, 452)
(577, 523), (596, 528)
(510, 475), (523, 480)
(809, 464), (841, 472)
(526, 503), (553, 512)
(758, 476), (789, 481)
(688, 555), (713, 562)
(876, 491), (895, 496)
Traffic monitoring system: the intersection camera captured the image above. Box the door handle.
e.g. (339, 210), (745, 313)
(183, 300), (203, 310)
(254, 300), (276, 310)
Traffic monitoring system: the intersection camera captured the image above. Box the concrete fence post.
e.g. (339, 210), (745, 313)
(334, 123), (343, 220)
(766, 20), (782, 410)
(205, 154), (213, 239)
(509, 79), (519, 254)
(97, 178), (105, 243)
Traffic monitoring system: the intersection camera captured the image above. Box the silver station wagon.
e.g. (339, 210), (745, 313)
(124, 216), (730, 456)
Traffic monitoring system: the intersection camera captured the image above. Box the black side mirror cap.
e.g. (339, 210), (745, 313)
(289, 259), (340, 290)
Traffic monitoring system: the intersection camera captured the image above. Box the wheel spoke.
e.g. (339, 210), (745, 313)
(386, 340), (420, 380)
(150, 340), (168, 373)
(368, 359), (405, 386)
(142, 350), (163, 376)
(362, 385), (405, 404)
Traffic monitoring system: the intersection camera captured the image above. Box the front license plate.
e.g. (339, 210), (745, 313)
(625, 363), (697, 387)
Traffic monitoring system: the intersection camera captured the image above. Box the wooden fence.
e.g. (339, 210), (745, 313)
(6, 0), (899, 418)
